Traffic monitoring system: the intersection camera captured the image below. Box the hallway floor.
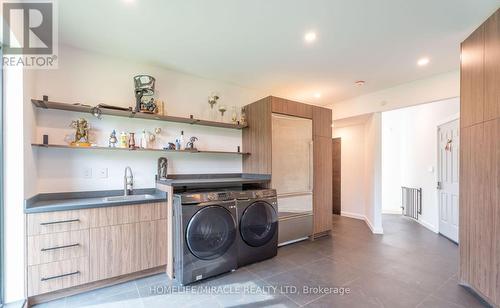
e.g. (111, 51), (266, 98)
(34, 214), (487, 308)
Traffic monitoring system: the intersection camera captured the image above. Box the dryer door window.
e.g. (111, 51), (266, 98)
(186, 205), (236, 260)
(240, 201), (278, 247)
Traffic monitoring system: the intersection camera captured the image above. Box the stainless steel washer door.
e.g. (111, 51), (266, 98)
(240, 201), (278, 247)
(186, 205), (236, 260)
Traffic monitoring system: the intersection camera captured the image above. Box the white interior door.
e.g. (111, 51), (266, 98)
(437, 119), (459, 243)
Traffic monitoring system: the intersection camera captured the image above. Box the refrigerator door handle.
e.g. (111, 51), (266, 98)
(309, 140), (314, 191)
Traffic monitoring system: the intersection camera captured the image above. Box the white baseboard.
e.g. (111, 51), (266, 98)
(417, 218), (439, 233)
(341, 211), (384, 234)
(365, 217), (384, 234)
(340, 211), (365, 220)
(382, 209), (401, 215)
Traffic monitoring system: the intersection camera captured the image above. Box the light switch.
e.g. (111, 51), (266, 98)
(99, 168), (108, 178)
(83, 167), (92, 179)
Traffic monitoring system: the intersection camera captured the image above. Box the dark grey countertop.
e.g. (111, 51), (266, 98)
(156, 173), (271, 188)
(25, 188), (167, 213)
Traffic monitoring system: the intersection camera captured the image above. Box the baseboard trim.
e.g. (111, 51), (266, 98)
(417, 218), (439, 233)
(341, 211), (384, 234)
(340, 211), (365, 220)
(365, 218), (384, 234)
(382, 209), (401, 214)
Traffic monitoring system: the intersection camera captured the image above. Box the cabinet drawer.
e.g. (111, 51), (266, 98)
(27, 210), (90, 236)
(89, 202), (167, 228)
(28, 257), (89, 296)
(27, 230), (89, 266)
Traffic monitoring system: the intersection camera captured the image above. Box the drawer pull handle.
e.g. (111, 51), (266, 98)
(41, 243), (80, 252)
(40, 219), (80, 226)
(41, 271), (80, 281)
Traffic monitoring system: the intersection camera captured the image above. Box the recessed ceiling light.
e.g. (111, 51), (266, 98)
(417, 57), (430, 66)
(314, 93), (321, 98)
(355, 80), (365, 86)
(304, 32), (317, 43)
(123, 0), (135, 4)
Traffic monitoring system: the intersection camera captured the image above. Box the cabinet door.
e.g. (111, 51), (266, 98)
(27, 209), (90, 236)
(28, 230), (89, 266)
(484, 10), (500, 121)
(461, 25), (484, 128)
(28, 257), (89, 296)
(313, 106), (332, 138)
(271, 96), (313, 119)
(313, 135), (333, 235)
(89, 202), (167, 228)
(89, 223), (141, 281)
(140, 219), (167, 270)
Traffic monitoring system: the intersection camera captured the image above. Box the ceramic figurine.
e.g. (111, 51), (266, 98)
(240, 107), (247, 126)
(157, 157), (168, 180)
(109, 130), (118, 147)
(186, 136), (198, 151)
(70, 118), (91, 147)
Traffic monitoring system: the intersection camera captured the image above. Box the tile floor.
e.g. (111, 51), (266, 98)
(33, 215), (489, 308)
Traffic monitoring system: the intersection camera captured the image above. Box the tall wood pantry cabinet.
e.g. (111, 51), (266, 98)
(459, 8), (499, 307)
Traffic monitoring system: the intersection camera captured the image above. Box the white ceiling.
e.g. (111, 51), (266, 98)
(58, 0), (499, 106)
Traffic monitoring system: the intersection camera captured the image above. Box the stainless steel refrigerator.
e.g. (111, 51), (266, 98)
(271, 114), (313, 245)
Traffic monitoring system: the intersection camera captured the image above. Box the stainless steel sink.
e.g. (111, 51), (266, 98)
(103, 194), (156, 202)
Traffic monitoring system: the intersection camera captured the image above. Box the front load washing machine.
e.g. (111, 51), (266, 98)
(235, 189), (278, 267)
(173, 191), (238, 285)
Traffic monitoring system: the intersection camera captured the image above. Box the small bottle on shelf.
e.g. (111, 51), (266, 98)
(120, 132), (128, 148)
(179, 130), (185, 150)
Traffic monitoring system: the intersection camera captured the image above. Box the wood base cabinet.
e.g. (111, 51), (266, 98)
(26, 202), (167, 297)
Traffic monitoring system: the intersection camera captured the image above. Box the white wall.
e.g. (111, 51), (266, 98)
(4, 65), (33, 303)
(331, 70), (459, 120)
(333, 113), (383, 234)
(363, 113), (383, 233)
(30, 45), (266, 193)
(332, 123), (366, 218)
(381, 111), (402, 214)
(381, 97), (460, 232)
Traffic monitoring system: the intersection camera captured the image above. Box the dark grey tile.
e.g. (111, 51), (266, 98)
(245, 255), (298, 279)
(301, 258), (361, 286)
(377, 261), (453, 293)
(32, 298), (66, 308)
(277, 244), (325, 267)
(346, 272), (429, 308)
(140, 292), (212, 308)
(135, 273), (171, 289)
(416, 295), (464, 308)
(85, 290), (143, 308)
(262, 267), (331, 306)
(304, 288), (384, 308)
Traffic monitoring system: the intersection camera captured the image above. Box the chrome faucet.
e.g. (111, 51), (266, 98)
(124, 166), (134, 196)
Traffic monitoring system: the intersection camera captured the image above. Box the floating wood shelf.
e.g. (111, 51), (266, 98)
(32, 98), (247, 130)
(32, 144), (249, 155)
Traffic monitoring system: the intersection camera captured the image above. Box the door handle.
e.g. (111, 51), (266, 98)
(436, 181), (442, 190)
